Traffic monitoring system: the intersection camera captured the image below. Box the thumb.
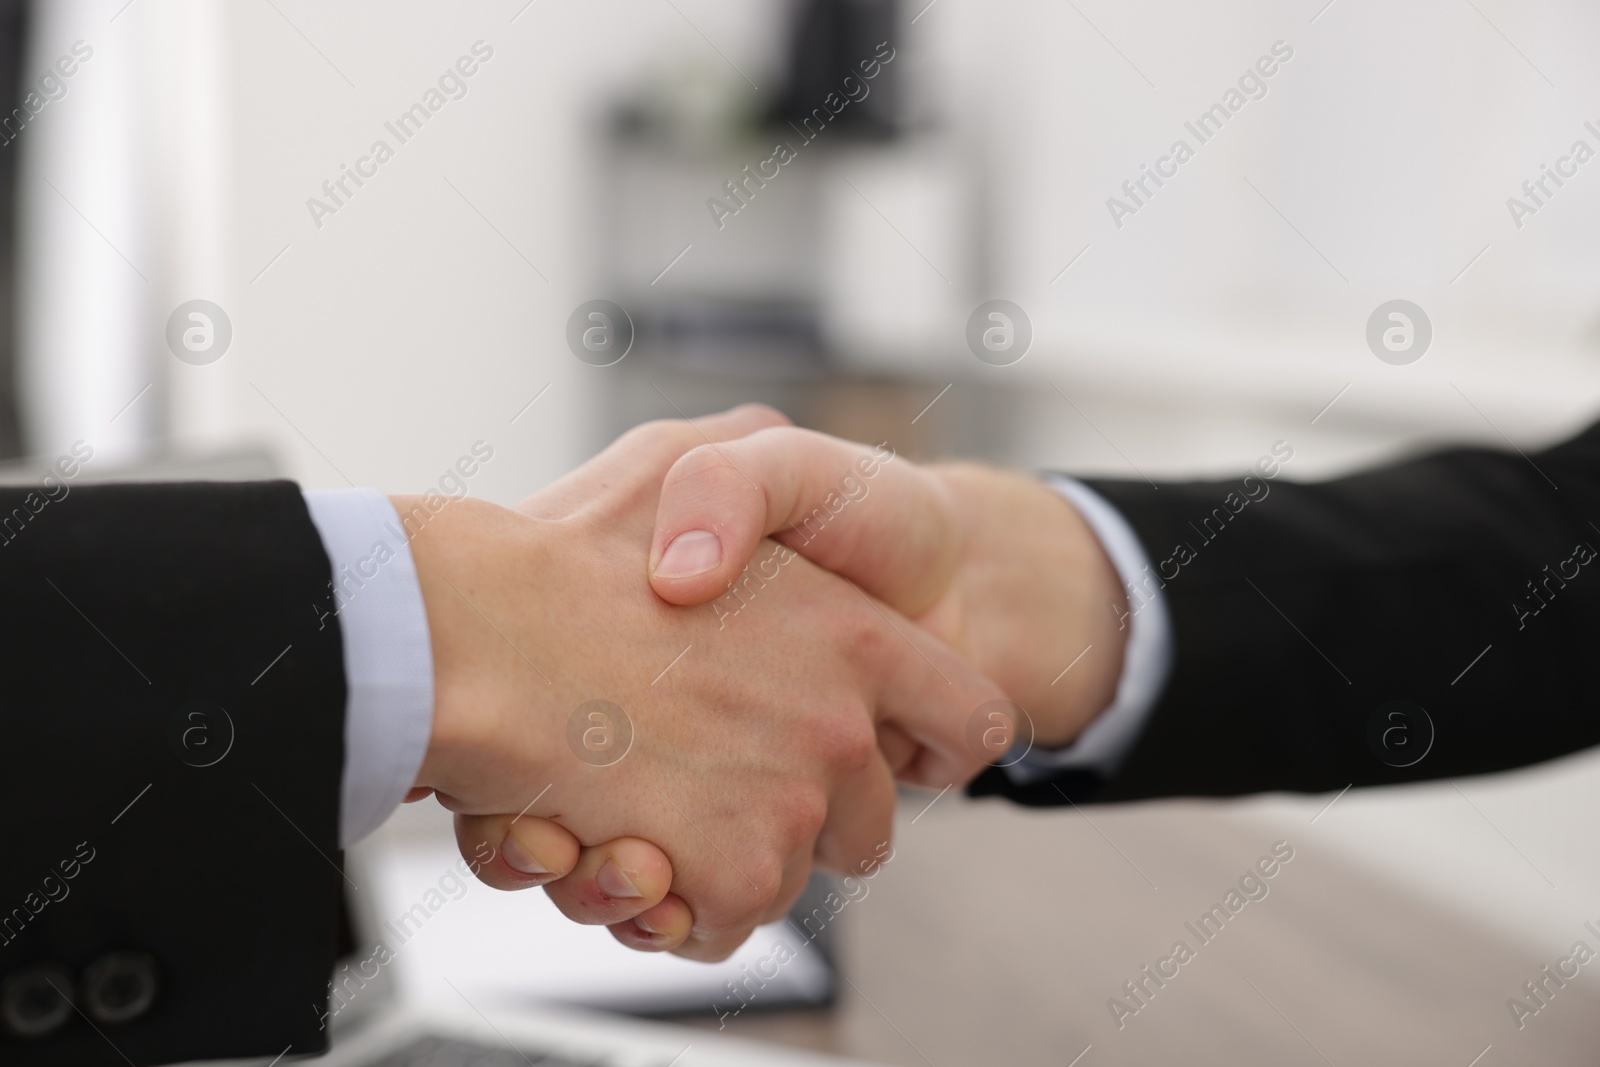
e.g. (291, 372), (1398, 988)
(647, 427), (962, 617)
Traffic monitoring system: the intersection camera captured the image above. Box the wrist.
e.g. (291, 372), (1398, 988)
(1034, 479), (1129, 746)
(924, 465), (1128, 750)
(391, 494), (557, 808)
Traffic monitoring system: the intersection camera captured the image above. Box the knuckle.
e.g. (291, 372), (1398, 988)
(663, 447), (766, 525)
(669, 443), (743, 486)
(781, 789), (829, 844)
(842, 610), (892, 668)
(620, 418), (697, 454)
(820, 713), (878, 775)
(684, 865), (774, 935)
(753, 855), (786, 902)
(742, 856), (786, 917)
(732, 402), (790, 428)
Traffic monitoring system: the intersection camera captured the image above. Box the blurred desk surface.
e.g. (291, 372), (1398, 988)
(678, 750), (1600, 1066)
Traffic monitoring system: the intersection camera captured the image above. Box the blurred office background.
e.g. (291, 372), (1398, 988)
(8, 0), (1600, 1063)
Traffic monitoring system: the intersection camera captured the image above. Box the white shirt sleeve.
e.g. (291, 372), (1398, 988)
(302, 489), (434, 846)
(1003, 476), (1174, 783)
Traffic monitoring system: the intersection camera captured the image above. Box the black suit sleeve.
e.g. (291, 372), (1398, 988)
(0, 480), (347, 1065)
(971, 421), (1600, 806)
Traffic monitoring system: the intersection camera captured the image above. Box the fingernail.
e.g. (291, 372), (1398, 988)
(597, 859), (645, 899)
(501, 833), (552, 877)
(634, 913), (666, 937)
(655, 529), (721, 579)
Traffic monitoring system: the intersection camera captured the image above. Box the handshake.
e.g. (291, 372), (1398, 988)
(399, 405), (1130, 960)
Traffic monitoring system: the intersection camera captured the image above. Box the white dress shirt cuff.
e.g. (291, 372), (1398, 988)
(1004, 476), (1174, 784)
(303, 489), (434, 846)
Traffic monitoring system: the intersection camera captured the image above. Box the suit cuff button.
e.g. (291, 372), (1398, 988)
(1, 966), (74, 1037)
(84, 952), (159, 1025)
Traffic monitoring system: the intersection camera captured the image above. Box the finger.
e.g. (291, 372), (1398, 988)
(543, 836), (674, 926)
(812, 750), (897, 881)
(666, 843), (821, 961)
(875, 722), (919, 778)
(455, 812), (581, 890)
(532, 404), (792, 516)
(686, 404), (791, 441)
(649, 427), (960, 617)
(608, 892), (693, 953)
(755, 844), (825, 927)
(856, 590), (1009, 790)
(672, 921), (762, 964)
(675, 850), (816, 960)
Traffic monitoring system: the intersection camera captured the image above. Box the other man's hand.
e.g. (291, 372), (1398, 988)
(646, 427), (1130, 752)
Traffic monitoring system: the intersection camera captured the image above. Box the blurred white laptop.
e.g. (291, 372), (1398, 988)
(282, 841), (860, 1067)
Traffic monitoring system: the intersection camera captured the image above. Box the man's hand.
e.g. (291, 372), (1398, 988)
(397, 407), (1006, 961)
(646, 427), (1130, 752)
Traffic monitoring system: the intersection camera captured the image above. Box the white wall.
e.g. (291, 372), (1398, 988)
(202, 0), (790, 500)
(21, 0), (1600, 486)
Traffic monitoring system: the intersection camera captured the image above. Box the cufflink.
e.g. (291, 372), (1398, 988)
(0, 966), (75, 1038)
(84, 952), (159, 1025)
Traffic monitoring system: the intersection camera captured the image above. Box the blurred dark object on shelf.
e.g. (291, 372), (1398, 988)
(770, 0), (902, 140)
(645, 297), (823, 373)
